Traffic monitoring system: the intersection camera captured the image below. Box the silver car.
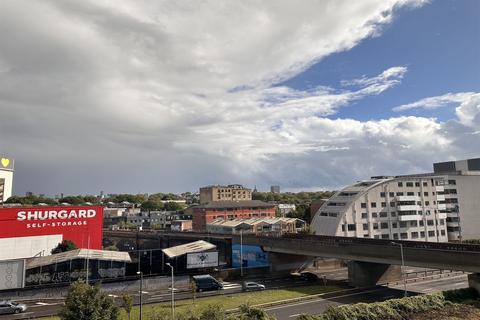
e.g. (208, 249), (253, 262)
(0, 301), (28, 315)
(242, 282), (266, 291)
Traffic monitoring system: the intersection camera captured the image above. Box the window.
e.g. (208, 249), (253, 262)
(363, 223), (369, 231)
(389, 192), (394, 197)
(420, 231), (425, 238)
(427, 220), (434, 226)
(361, 212), (368, 219)
(441, 230), (446, 236)
(425, 201), (430, 206)
(381, 202), (386, 208)
(428, 230), (435, 237)
(374, 235), (380, 239)
(419, 220), (424, 226)
(372, 212), (378, 218)
(399, 221), (407, 228)
(393, 233), (399, 239)
(410, 221), (418, 227)
(448, 180), (456, 185)
(392, 222), (398, 228)
(400, 233), (408, 239)
(411, 232), (419, 239)
(348, 224), (356, 231)
(407, 192), (414, 196)
(391, 212), (396, 217)
(396, 192), (404, 196)
(415, 182), (420, 187)
(390, 202), (395, 207)
(342, 225), (346, 232)
(439, 219), (445, 225)
(380, 192), (386, 198)
(381, 222), (388, 229)
(424, 192), (429, 196)
(361, 203), (367, 208)
(406, 182), (414, 187)
(373, 223), (379, 230)
(381, 234), (389, 239)
(380, 212), (388, 218)
(398, 182), (403, 187)
(371, 202), (377, 208)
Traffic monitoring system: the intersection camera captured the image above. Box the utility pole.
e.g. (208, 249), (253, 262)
(136, 271), (143, 320)
(240, 229), (244, 277)
(166, 263), (175, 320)
(391, 242), (407, 297)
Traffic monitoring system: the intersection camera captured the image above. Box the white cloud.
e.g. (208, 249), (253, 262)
(4, 0), (478, 195)
(392, 92), (477, 112)
(455, 94), (480, 128)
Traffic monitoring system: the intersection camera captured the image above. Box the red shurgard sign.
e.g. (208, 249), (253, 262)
(0, 206), (104, 249)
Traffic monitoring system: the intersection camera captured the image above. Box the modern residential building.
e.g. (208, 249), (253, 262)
(171, 220), (193, 232)
(199, 184), (252, 204)
(191, 200), (276, 231)
(270, 185), (280, 193)
(206, 217), (303, 235)
(0, 156), (14, 203)
(311, 157), (480, 242)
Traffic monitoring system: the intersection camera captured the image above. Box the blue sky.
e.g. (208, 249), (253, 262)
(282, 0), (480, 122)
(1, 0), (480, 195)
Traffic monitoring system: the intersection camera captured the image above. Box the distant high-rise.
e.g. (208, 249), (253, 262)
(0, 156), (14, 203)
(270, 185), (280, 193)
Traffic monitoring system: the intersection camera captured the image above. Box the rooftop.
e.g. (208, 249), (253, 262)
(195, 200), (275, 209)
(162, 240), (216, 258)
(26, 249), (132, 269)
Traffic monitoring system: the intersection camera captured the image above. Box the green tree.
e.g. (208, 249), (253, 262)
(60, 196), (85, 205)
(51, 240), (78, 254)
(60, 280), (119, 320)
(121, 294), (133, 320)
(141, 200), (164, 211)
(236, 304), (276, 320)
(164, 201), (186, 211)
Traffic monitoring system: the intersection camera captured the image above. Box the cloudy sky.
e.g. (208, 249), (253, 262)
(1, 0), (479, 196)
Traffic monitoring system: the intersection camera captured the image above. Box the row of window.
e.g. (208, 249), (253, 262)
(368, 229), (446, 240)
(342, 219), (445, 231)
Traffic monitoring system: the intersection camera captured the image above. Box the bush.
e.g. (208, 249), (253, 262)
(443, 287), (479, 303)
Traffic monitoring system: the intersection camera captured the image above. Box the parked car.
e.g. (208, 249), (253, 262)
(242, 281), (266, 291)
(192, 275), (223, 292)
(0, 301), (27, 315)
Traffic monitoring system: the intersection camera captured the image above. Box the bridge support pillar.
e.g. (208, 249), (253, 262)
(468, 273), (480, 293)
(347, 261), (402, 287)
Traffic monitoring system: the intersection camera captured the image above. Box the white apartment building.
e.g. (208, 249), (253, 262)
(0, 156), (14, 203)
(311, 157), (480, 242)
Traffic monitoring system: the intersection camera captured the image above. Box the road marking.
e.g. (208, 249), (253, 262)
(289, 313), (302, 318)
(264, 288), (385, 311)
(108, 294), (118, 298)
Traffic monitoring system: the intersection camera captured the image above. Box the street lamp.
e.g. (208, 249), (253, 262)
(391, 242), (407, 297)
(136, 271), (143, 320)
(166, 262), (175, 320)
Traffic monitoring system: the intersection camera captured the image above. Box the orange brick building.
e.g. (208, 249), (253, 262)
(192, 200), (277, 231)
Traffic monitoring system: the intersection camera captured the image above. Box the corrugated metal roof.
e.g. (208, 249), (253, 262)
(26, 249), (131, 269)
(195, 200), (275, 209)
(162, 240), (216, 258)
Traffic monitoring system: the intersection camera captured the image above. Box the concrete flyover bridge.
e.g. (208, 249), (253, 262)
(237, 233), (480, 288)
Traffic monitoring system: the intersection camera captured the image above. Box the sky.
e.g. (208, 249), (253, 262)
(0, 0), (479, 196)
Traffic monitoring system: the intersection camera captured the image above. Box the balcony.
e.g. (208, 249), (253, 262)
(435, 186), (444, 192)
(436, 195), (446, 201)
(447, 212), (459, 218)
(397, 205), (421, 211)
(398, 215), (420, 221)
(396, 195), (419, 202)
(437, 203), (446, 210)
(437, 212), (447, 219)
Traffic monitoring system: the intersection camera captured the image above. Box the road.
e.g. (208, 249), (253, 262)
(265, 273), (469, 320)
(0, 272), (468, 319)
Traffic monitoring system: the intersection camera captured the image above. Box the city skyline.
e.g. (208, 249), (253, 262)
(1, 0), (479, 195)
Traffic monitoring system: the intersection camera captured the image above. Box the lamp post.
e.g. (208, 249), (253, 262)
(136, 271), (143, 320)
(166, 263), (175, 320)
(391, 242), (407, 297)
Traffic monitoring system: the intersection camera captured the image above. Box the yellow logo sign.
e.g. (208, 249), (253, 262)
(1, 158), (10, 168)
